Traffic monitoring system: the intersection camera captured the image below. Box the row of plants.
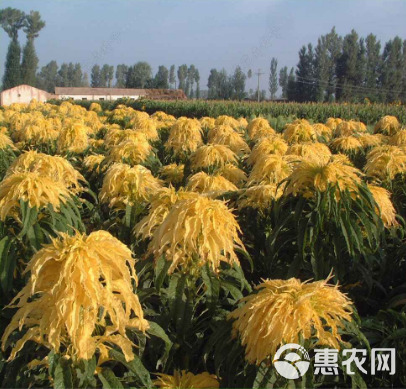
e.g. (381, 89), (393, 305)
(0, 101), (405, 388)
(48, 98), (406, 125)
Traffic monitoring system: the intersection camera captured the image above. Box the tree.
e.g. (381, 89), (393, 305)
(21, 11), (45, 86)
(279, 66), (288, 99)
(187, 65), (197, 97)
(218, 69), (233, 99)
(247, 69), (252, 79)
(365, 34), (381, 102)
(0, 7), (25, 39)
(195, 68), (200, 98)
(0, 8), (26, 89)
(380, 37), (404, 102)
(126, 62), (152, 88)
(57, 63), (69, 87)
(355, 38), (367, 99)
(207, 69), (220, 99)
(115, 64), (128, 88)
(287, 67), (296, 101)
(154, 65), (169, 89)
(336, 30), (360, 101)
(260, 89), (267, 101)
(100, 64), (114, 87)
(169, 65), (176, 88)
(2, 37), (22, 89)
(269, 57), (278, 99)
(82, 72), (89, 87)
(177, 64), (188, 92)
(314, 36), (329, 102)
(295, 44), (316, 101)
(37, 60), (58, 92)
(91, 65), (101, 87)
(324, 27), (342, 101)
(67, 63), (75, 86)
(72, 63), (84, 86)
(232, 66), (246, 100)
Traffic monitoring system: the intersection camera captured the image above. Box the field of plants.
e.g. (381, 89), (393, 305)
(0, 100), (406, 388)
(60, 98), (406, 125)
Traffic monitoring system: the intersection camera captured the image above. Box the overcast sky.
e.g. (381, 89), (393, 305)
(1, 0), (406, 92)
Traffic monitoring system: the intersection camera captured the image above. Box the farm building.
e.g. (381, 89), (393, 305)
(55, 87), (186, 101)
(55, 87), (145, 101)
(0, 85), (186, 106)
(0, 84), (56, 106)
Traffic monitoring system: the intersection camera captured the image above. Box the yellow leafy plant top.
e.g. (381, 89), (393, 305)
(100, 163), (162, 210)
(2, 230), (148, 362)
(154, 370), (219, 389)
(147, 195), (245, 273)
(0, 172), (72, 221)
(228, 277), (353, 365)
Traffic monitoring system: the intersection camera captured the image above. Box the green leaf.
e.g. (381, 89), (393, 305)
(98, 367), (124, 389)
(53, 357), (73, 389)
(147, 321), (173, 369)
(154, 255), (171, 292)
(253, 362), (275, 388)
(108, 349), (152, 387)
(0, 236), (15, 297)
(202, 264), (220, 311)
(19, 201), (38, 238)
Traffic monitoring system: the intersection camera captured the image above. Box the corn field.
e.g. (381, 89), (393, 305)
(0, 100), (406, 388)
(59, 98), (406, 126)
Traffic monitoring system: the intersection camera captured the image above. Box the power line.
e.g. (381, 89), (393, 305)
(294, 75), (406, 98)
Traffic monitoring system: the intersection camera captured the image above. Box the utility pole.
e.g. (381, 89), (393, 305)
(255, 69), (264, 102)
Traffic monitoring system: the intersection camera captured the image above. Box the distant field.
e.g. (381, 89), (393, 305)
(50, 98), (406, 124)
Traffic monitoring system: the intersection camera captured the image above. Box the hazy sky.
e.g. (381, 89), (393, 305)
(1, 0), (406, 92)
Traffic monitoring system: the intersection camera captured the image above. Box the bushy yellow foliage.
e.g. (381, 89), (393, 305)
(285, 155), (362, 198)
(100, 163), (162, 209)
(57, 123), (89, 153)
(165, 118), (203, 157)
(283, 119), (317, 144)
(247, 136), (288, 165)
(7, 150), (85, 192)
(160, 163), (185, 184)
(374, 115), (401, 136)
(248, 154), (293, 185)
(154, 370), (219, 389)
(229, 277), (353, 364)
(247, 118), (275, 140)
(1, 230), (148, 362)
(207, 125), (249, 154)
(190, 144), (238, 170)
(186, 172), (238, 194)
(0, 172), (71, 220)
(147, 195), (245, 273)
(364, 145), (406, 180)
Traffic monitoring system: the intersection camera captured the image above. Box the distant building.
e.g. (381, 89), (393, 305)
(0, 84), (56, 106)
(0, 85), (186, 106)
(55, 87), (145, 101)
(55, 87), (187, 101)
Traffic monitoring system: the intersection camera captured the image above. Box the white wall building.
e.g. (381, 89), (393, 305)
(55, 87), (146, 101)
(0, 84), (56, 106)
(0, 85), (186, 106)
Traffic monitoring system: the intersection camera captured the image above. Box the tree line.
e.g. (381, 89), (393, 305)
(274, 27), (406, 103)
(0, 7), (45, 90)
(2, 8), (406, 103)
